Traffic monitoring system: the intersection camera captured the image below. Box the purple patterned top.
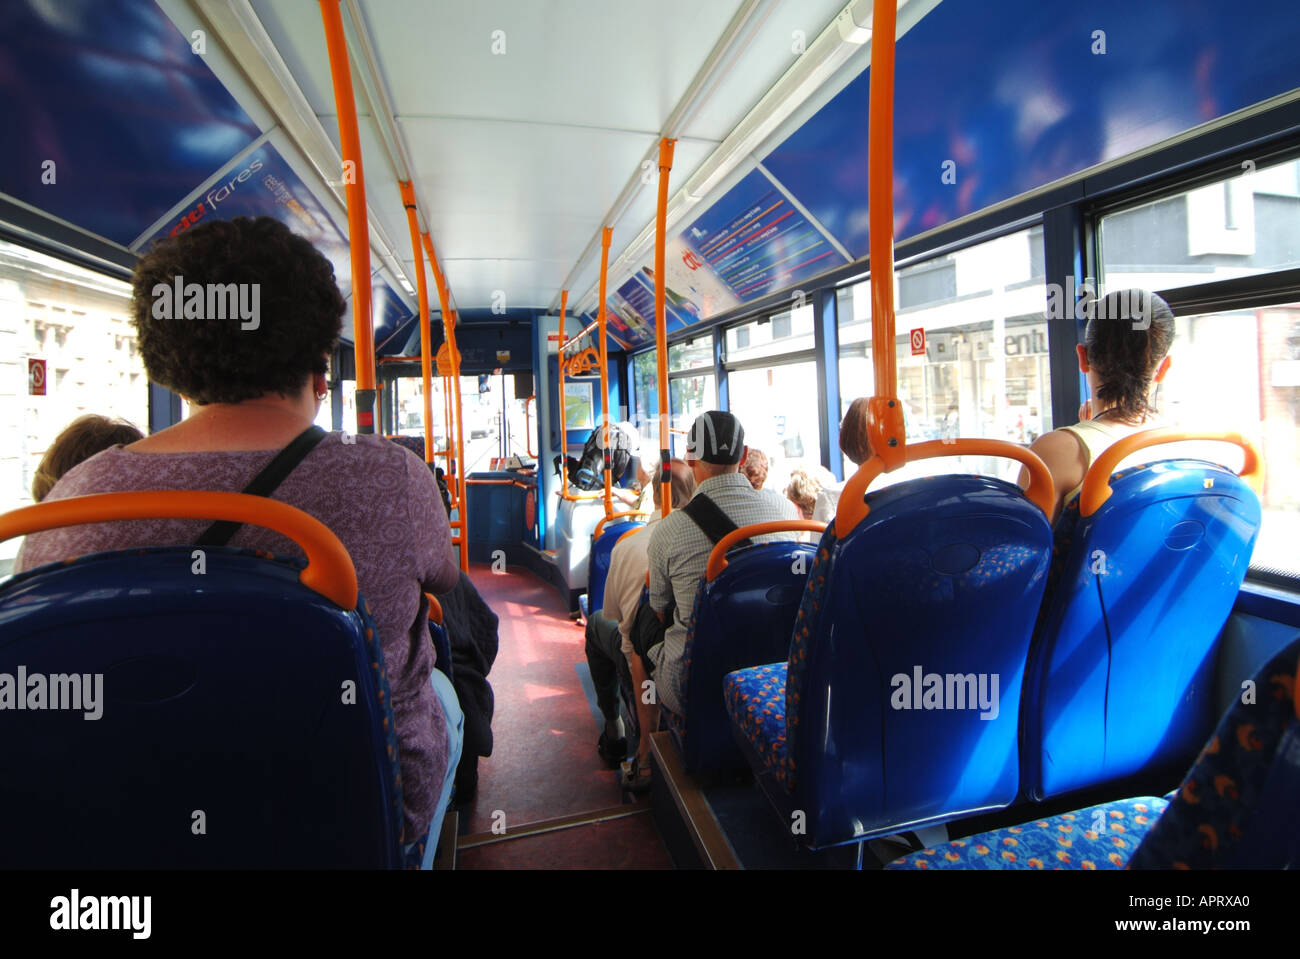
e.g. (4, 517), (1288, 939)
(16, 432), (460, 842)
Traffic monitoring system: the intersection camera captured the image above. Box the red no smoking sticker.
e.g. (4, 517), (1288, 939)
(910, 328), (926, 356)
(28, 358), (46, 395)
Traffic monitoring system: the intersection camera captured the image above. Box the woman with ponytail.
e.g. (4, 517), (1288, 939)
(1023, 289), (1176, 521)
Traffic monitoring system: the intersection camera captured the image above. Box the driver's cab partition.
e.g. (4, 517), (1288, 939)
(466, 471), (538, 569)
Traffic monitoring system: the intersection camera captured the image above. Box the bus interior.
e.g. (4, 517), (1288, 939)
(0, 0), (1298, 880)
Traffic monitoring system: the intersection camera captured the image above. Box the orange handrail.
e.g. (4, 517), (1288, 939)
(0, 491), (357, 609)
(867, 0), (898, 404)
(597, 226), (614, 520)
(705, 520), (827, 582)
(399, 181), (434, 464)
(423, 231), (458, 508)
(835, 439), (1055, 535)
(654, 137), (676, 515)
(558, 289), (596, 504)
(1078, 430), (1260, 517)
(424, 592), (444, 626)
(420, 231), (468, 570)
(593, 510), (650, 540)
(558, 290), (567, 469)
(564, 347), (600, 377)
(448, 310), (468, 570)
(857, 0), (907, 474)
(318, 0), (376, 432)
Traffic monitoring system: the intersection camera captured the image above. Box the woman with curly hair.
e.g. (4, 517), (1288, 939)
(16, 216), (461, 862)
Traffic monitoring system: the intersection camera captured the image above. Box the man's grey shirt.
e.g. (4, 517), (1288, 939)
(646, 472), (800, 715)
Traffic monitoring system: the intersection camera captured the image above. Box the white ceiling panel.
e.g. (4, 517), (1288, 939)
(679, 0), (853, 142)
(253, 0), (746, 130)
(239, 0), (866, 311)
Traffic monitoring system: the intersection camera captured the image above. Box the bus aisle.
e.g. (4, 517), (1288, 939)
(454, 562), (671, 869)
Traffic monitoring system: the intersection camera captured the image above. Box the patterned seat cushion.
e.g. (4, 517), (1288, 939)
(723, 663), (792, 791)
(1126, 639), (1299, 869)
(386, 434), (425, 458)
(884, 797), (1169, 870)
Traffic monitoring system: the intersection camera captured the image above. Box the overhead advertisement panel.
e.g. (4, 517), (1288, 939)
(0, 0), (261, 247)
(607, 169), (847, 349)
(762, 0), (1300, 260)
(138, 141), (408, 345)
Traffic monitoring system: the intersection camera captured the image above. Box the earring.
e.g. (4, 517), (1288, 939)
(316, 391), (327, 401)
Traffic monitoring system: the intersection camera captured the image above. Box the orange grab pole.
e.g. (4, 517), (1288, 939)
(593, 510), (651, 541)
(597, 226), (614, 519)
(0, 492), (357, 609)
(422, 231), (460, 508)
(558, 290), (588, 504)
(654, 137), (676, 514)
(705, 520), (828, 582)
(835, 440), (1056, 535)
(868, 0), (898, 401)
(448, 310), (468, 571)
(318, 0), (376, 432)
(862, 0), (906, 471)
(399, 182), (434, 464)
(419, 232), (467, 569)
(1079, 430), (1259, 517)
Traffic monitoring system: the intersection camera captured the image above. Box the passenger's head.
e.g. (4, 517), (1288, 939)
(838, 397), (873, 467)
(684, 411), (746, 482)
(130, 216), (344, 406)
(739, 447), (770, 489)
(33, 415), (143, 501)
(1079, 290), (1175, 420)
(784, 464), (836, 520)
(652, 458), (697, 510)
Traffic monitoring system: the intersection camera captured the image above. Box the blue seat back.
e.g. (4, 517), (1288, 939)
(0, 547), (404, 868)
(789, 476), (1052, 848)
(587, 520), (644, 614)
(676, 540), (816, 773)
(1023, 461), (1262, 800)
(1127, 636), (1300, 869)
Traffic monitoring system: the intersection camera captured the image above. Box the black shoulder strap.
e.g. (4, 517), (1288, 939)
(681, 492), (750, 549)
(196, 426), (328, 547)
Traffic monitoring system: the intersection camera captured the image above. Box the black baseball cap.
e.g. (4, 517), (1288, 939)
(686, 411), (745, 465)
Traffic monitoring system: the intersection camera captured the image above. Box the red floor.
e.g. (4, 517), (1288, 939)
(457, 561), (671, 867)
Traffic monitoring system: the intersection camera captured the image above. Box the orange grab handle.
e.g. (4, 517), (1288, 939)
(835, 439), (1055, 535)
(424, 592), (444, 626)
(593, 510), (650, 540)
(561, 490), (605, 502)
(0, 491), (357, 609)
(705, 520), (827, 582)
(1079, 429), (1260, 518)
